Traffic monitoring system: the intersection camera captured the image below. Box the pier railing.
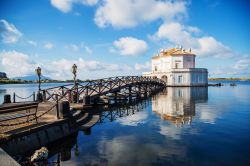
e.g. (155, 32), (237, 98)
(41, 76), (166, 104)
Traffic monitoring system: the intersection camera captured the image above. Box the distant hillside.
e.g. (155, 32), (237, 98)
(13, 75), (52, 81)
(0, 72), (8, 79)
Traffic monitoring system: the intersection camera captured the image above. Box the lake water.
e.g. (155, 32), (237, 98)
(1, 81), (250, 166)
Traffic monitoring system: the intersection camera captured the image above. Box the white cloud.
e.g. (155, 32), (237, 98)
(51, 0), (99, 13)
(44, 42), (54, 49)
(195, 36), (234, 58)
(27, 40), (37, 46)
(151, 22), (199, 48)
(94, 0), (187, 28)
(116, 111), (148, 126)
(80, 42), (93, 55)
(82, 0), (99, 6)
(112, 37), (148, 56)
(151, 22), (235, 58)
(233, 58), (250, 70)
(0, 50), (134, 80)
(211, 56), (250, 76)
(135, 61), (151, 71)
(0, 19), (22, 44)
(66, 43), (93, 54)
(51, 0), (73, 13)
(84, 46), (92, 54)
(159, 123), (182, 140)
(66, 44), (79, 51)
(0, 51), (37, 77)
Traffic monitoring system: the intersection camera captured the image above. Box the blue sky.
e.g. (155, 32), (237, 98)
(0, 0), (249, 80)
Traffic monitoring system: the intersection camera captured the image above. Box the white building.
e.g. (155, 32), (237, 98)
(143, 47), (208, 86)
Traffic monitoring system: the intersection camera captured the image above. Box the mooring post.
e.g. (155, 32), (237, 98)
(43, 90), (47, 102)
(56, 94), (59, 119)
(59, 100), (70, 119)
(3, 94), (11, 104)
(33, 92), (36, 102)
(84, 95), (91, 105)
(13, 92), (16, 103)
(36, 91), (43, 102)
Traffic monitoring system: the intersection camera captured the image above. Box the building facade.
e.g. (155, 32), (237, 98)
(143, 47), (208, 86)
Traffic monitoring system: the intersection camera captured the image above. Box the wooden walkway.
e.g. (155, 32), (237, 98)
(0, 76), (165, 137)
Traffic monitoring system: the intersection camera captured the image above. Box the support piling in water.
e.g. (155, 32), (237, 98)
(3, 94), (11, 104)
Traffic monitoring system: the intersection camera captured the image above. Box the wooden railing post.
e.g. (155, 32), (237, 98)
(56, 94), (59, 119)
(13, 92), (16, 103)
(61, 86), (64, 96)
(76, 83), (79, 103)
(43, 90), (47, 102)
(33, 92), (36, 102)
(68, 90), (72, 103)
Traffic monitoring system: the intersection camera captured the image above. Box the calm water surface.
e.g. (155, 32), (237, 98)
(0, 81), (250, 166)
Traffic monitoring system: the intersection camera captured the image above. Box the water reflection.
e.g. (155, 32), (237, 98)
(98, 99), (150, 125)
(3, 85), (250, 166)
(153, 87), (208, 127)
(16, 132), (78, 166)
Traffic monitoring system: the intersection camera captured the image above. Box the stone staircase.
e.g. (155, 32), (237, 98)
(71, 110), (100, 131)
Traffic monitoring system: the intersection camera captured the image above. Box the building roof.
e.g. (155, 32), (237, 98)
(152, 47), (196, 59)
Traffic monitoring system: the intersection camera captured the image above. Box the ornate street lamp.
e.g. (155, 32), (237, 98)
(72, 64), (78, 103)
(35, 66), (42, 91)
(72, 64), (77, 86)
(35, 66), (42, 102)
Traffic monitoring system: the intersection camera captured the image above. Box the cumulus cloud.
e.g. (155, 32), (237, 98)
(51, 0), (99, 13)
(65, 43), (93, 54)
(135, 61), (151, 71)
(111, 37), (148, 56)
(0, 51), (37, 77)
(151, 22), (235, 58)
(211, 56), (250, 76)
(0, 50), (134, 80)
(44, 42), (54, 49)
(0, 19), (22, 44)
(94, 0), (187, 28)
(233, 58), (250, 70)
(65, 44), (79, 52)
(27, 40), (37, 46)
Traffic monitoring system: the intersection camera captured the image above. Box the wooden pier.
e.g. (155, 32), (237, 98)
(0, 76), (165, 137)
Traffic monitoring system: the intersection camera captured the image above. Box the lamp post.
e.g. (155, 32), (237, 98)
(72, 64), (78, 103)
(35, 66), (42, 102)
(35, 67), (42, 91)
(72, 64), (77, 87)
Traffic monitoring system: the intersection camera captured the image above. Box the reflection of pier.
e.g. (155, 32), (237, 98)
(97, 99), (150, 123)
(152, 87), (208, 127)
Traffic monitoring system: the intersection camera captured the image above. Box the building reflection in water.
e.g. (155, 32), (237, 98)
(152, 87), (208, 127)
